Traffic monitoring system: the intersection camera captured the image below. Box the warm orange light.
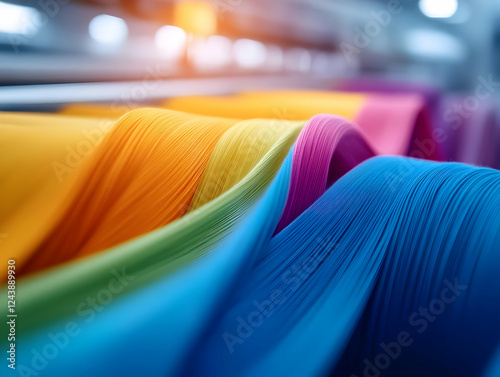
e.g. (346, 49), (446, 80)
(173, 1), (217, 36)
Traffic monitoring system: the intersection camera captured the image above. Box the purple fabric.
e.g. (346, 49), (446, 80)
(439, 94), (499, 168)
(275, 114), (374, 233)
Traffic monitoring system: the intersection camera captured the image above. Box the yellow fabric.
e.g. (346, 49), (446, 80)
(189, 118), (305, 211)
(59, 104), (128, 119)
(165, 91), (366, 121)
(59, 91), (366, 122)
(0, 112), (113, 278)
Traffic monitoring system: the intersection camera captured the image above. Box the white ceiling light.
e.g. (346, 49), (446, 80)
(0, 2), (41, 35)
(155, 25), (187, 59)
(233, 39), (267, 69)
(419, 0), (458, 19)
(89, 14), (128, 45)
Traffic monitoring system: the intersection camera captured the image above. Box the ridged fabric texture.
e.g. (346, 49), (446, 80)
(2, 90), (500, 377)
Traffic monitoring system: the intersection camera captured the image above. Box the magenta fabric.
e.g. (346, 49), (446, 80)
(275, 114), (374, 233)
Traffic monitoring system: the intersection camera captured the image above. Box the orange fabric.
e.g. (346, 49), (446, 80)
(165, 91), (365, 120)
(20, 108), (237, 277)
(59, 104), (127, 119)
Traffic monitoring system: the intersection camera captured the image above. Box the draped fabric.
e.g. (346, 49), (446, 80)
(0, 113), (113, 279)
(19, 109), (238, 277)
(439, 95), (500, 168)
(166, 91), (442, 159)
(274, 114), (374, 233)
(62, 90), (444, 158)
(2, 89), (500, 377)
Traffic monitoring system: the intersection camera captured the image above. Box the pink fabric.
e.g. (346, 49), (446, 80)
(356, 94), (443, 160)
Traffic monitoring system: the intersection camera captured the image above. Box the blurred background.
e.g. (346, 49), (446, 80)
(0, 0), (499, 109)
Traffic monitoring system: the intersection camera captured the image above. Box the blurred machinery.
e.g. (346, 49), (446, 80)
(0, 0), (499, 107)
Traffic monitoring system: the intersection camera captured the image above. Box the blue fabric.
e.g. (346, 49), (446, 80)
(16, 149), (295, 377)
(15, 156), (500, 377)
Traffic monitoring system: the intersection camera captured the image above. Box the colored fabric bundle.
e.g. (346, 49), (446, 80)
(18, 109), (238, 277)
(275, 114), (374, 232)
(439, 95), (500, 168)
(339, 78), (443, 134)
(12, 149), (296, 377)
(7, 156), (500, 377)
(2, 87), (500, 377)
(340, 80), (500, 168)
(0, 112), (113, 279)
(166, 91), (366, 120)
(59, 103), (127, 119)
(11, 114), (304, 332)
(186, 157), (500, 377)
(60, 90), (442, 160)
(188, 117), (304, 211)
(166, 91), (443, 159)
